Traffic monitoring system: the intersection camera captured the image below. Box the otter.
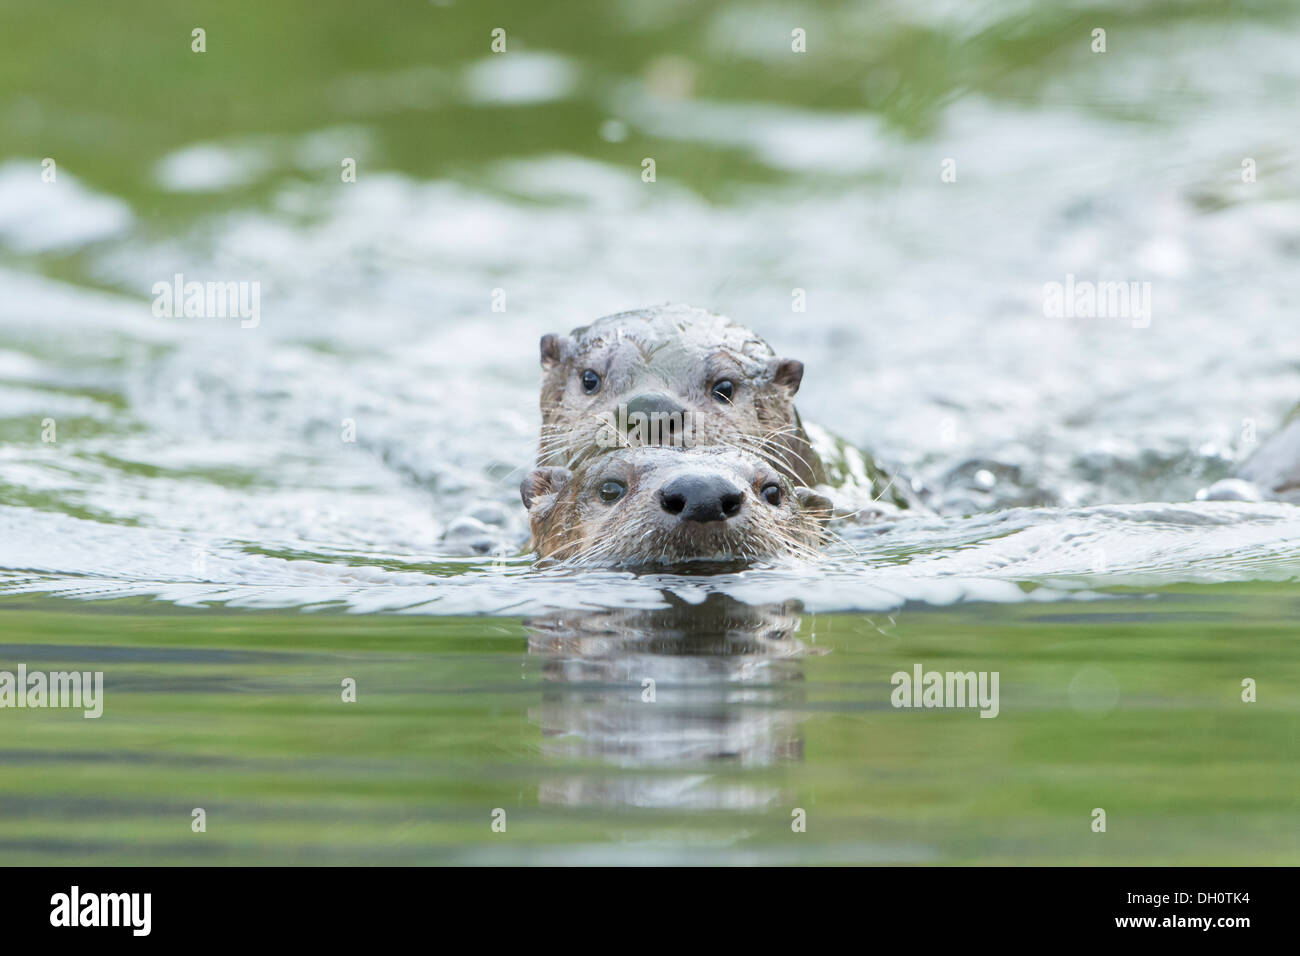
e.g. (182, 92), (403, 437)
(520, 445), (832, 566)
(537, 304), (922, 511)
(1232, 406), (1300, 503)
(1201, 407), (1300, 503)
(538, 304), (820, 482)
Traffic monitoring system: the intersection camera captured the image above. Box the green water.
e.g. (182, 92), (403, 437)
(3, 0), (1300, 865)
(2, 586), (1296, 865)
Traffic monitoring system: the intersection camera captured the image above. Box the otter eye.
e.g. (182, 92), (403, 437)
(711, 380), (734, 403)
(598, 480), (626, 503)
(761, 483), (781, 506)
(581, 370), (601, 394)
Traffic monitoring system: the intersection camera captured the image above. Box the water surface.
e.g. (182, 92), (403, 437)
(1, 0), (1298, 864)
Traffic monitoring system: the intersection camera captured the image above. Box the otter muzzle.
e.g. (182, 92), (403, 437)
(659, 474), (744, 523)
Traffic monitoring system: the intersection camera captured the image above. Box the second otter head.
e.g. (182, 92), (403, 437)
(521, 445), (832, 568)
(538, 305), (816, 484)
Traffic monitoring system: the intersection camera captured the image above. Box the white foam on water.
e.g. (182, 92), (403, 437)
(0, 161), (133, 253)
(2, 15), (1299, 614)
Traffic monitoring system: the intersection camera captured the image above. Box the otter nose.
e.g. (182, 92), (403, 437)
(624, 393), (686, 444)
(625, 393), (684, 421)
(659, 474), (744, 523)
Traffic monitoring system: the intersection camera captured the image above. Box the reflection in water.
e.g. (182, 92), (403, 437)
(526, 592), (818, 810)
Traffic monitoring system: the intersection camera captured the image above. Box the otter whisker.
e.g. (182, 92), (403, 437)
(869, 472), (901, 505)
(815, 525), (859, 557)
(722, 430), (817, 480)
(829, 472), (905, 524)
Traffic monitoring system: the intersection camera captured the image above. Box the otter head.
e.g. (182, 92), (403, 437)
(538, 305), (814, 484)
(521, 445), (832, 568)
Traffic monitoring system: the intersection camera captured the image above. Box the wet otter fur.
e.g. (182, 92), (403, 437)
(521, 445), (832, 567)
(1203, 403), (1300, 503)
(538, 304), (821, 486)
(537, 304), (921, 512)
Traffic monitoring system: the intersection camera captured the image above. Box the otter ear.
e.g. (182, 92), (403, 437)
(521, 466), (571, 511)
(539, 334), (567, 369)
(769, 358), (804, 394)
(795, 486), (832, 520)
